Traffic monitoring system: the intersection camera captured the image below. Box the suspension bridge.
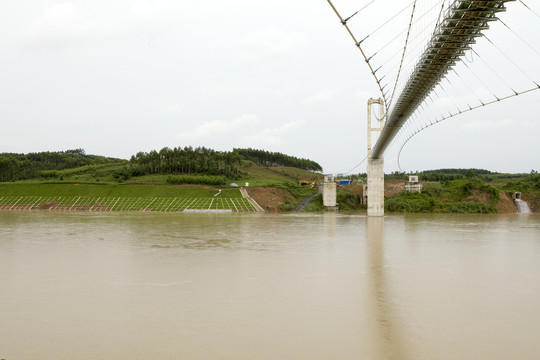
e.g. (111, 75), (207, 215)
(327, 0), (540, 216)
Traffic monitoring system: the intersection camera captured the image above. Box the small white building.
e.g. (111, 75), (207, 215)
(405, 175), (422, 193)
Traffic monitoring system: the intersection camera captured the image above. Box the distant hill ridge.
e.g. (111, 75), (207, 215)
(0, 149), (122, 182)
(0, 147), (323, 182)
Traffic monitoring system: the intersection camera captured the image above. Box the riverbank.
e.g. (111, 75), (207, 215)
(0, 180), (535, 214)
(1, 170), (538, 214)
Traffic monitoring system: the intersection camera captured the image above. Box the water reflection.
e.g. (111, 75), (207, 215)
(365, 217), (410, 360)
(323, 211), (337, 239)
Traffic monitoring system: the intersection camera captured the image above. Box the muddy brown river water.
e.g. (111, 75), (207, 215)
(1, 211), (539, 359)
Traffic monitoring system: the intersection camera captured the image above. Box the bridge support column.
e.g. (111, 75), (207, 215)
(367, 158), (384, 216)
(367, 98), (385, 217)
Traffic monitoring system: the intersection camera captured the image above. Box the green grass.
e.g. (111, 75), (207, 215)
(273, 182), (318, 211)
(303, 194), (324, 211)
(0, 183), (243, 198)
(497, 174), (540, 194)
(0, 195), (255, 212)
(236, 165), (322, 187)
(385, 180), (499, 214)
(0, 163), (321, 213)
(57, 162), (127, 176)
(0, 183), (252, 212)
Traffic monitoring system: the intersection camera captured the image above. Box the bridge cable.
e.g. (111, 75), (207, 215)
(498, 19), (540, 57)
(385, 17), (448, 113)
(451, 67), (485, 108)
(389, 0), (418, 112)
(432, 0), (446, 38)
(397, 86), (540, 171)
(344, 156), (368, 175)
(326, 0), (387, 103)
(357, 1), (415, 45)
(369, 0), (444, 69)
(371, 15), (440, 77)
(376, 47), (406, 76)
(370, 29), (408, 64)
(482, 35), (540, 87)
(471, 48), (517, 95)
(442, 76), (471, 118)
(342, 101), (385, 174)
(342, 0), (376, 24)
(519, 0), (540, 19)
(462, 58), (507, 100)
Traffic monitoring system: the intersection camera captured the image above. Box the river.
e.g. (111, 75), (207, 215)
(1, 211), (539, 359)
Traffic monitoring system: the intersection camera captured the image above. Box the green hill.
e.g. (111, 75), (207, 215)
(0, 147), (323, 212)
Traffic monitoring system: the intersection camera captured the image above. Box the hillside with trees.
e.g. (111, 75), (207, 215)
(0, 147), (323, 184)
(128, 146), (242, 178)
(233, 148), (322, 171)
(0, 149), (122, 182)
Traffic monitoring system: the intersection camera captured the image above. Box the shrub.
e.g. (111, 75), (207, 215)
(166, 175), (227, 186)
(422, 183), (448, 197)
(113, 168), (131, 182)
(440, 201), (496, 214)
(40, 170), (59, 179)
(385, 192), (435, 213)
(303, 194), (324, 211)
(336, 190), (364, 210)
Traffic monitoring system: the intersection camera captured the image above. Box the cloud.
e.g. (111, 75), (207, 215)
(231, 114), (260, 127)
(23, 1), (195, 51)
(176, 114), (260, 141)
(195, 81), (264, 97)
(233, 27), (307, 65)
(242, 119), (306, 146)
(159, 103), (184, 114)
(276, 82), (300, 98)
(303, 89), (337, 105)
(25, 3), (90, 50)
(177, 115), (305, 147)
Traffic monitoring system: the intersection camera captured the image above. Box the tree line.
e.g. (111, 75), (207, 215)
(0, 147), (324, 182)
(0, 149), (121, 182)
(128, 146), (242, 178)
(385, 168), (502, 182)
(233, 148), (322, 172)
(128, 147), (323, 177)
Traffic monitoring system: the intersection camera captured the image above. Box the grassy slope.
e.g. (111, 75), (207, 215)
(385, 179), (501, 213)
(0, 164), (321, 199)
(237, 165), (322, 187)
(8, 162), (535, 214)
(495, 174), (540, 211)
(0, 183), (241, 198)
(19, 162), (321, 186)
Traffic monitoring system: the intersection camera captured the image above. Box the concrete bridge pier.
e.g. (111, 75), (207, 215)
(367, 158), (384, 216)
(367, 98), (385, 217)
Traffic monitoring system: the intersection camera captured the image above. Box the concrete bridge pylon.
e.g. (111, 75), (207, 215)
(367, 98), (385, 217)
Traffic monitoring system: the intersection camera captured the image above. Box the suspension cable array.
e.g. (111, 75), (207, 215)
(397, 85), (539, 170)
(328, 0), (539, 175)
(371, 0), (513, 159)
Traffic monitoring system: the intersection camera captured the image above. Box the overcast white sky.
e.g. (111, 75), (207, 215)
(1, 0), (539, 174)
